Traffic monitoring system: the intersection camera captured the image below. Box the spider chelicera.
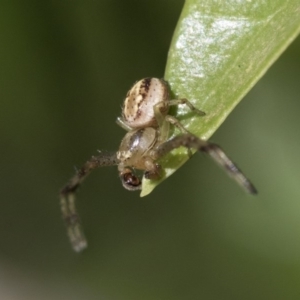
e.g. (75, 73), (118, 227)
(60, 77), (257, 252)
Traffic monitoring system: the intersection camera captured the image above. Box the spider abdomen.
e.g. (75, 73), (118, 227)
(122, 78), (169, 128)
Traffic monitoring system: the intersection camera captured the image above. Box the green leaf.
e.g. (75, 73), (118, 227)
(141, 0), (300, 197)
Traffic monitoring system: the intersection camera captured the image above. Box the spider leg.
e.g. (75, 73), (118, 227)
(116, 117), (132, 131)
(153, 98), (205, 142)
(153, 99), (205, 156)
(60, 152), (119, 252)
(152, 134), (257, 195)
(168, 98), (206, 116)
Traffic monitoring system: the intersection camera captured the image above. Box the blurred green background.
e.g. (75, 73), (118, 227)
(1, 1), (300, 299)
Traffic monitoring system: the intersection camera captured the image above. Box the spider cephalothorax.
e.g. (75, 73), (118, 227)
(60, 77), (257, 252)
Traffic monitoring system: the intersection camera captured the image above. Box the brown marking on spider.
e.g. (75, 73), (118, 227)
(60, 77), (257, 252)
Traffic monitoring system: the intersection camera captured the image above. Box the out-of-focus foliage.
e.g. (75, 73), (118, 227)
(0, 1), (300, 300)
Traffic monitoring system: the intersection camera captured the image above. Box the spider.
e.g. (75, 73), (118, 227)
(60, 77), (257, 252)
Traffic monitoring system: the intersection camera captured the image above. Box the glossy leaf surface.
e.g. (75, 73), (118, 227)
(141, 0), (300, 196)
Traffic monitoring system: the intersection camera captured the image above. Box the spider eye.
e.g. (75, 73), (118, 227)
(120, 169), (142, 191)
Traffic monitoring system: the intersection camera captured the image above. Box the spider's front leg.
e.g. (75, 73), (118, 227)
(152, 134), (257, 194)
(60, 152), (119, 252)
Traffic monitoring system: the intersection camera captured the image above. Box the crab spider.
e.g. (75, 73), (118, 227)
(60, 77), (257, 252)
